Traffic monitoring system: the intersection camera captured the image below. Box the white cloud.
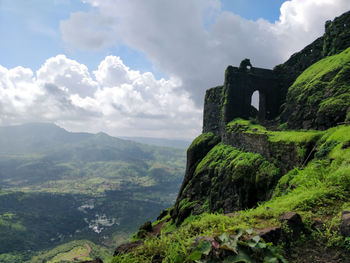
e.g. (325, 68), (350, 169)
(0, 55), (201, 139)
(2, 0), (349, 139)
(37, 54), (98, 98)
(60, 0), (350, 105)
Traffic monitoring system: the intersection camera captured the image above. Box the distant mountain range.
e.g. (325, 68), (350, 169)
(0, 122), (191, 154)
(120, 136), (191, 149)
(0, 122), (186, 261)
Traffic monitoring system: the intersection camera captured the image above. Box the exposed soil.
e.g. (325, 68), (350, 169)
(284, 240), (350, 263)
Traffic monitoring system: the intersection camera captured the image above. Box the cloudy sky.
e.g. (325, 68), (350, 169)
(0, 0), (349, 139)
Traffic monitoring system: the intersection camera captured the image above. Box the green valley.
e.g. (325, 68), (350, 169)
(0, 123), (186, 262)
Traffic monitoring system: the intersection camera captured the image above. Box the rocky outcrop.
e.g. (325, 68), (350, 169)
(171, 139), (281, 225)
(114, 240), (144, 257)
(174, 132), (220, 206)
(282, 47), (350, 130)
(278, 11), (350, 128)
(323, 11), (350, 56)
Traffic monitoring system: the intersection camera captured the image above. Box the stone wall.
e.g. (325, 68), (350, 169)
(202, 86), (223, 135)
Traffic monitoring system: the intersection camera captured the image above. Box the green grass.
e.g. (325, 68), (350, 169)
(48, 245), (91, 262)
(267, 130), (322, 143)
(27, 240), (112, 263)
(285, 47), (350, 126)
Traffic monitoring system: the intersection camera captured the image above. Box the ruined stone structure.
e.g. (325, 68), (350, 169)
(203, 59), (282, 134)
(203, 10), (350, 134)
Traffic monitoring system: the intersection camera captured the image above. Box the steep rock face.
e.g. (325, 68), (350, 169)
(174, 134), (220, 204)
(323, 11), (350, 56)
(275, 11), (350, 113)
(283, 47), (350, 130)
(171, 119), (322, 225)
(172, 140), (280, 225)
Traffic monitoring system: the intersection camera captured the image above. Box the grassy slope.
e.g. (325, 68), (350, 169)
(285, 47), (350, 127)
(111, 122), (350, 262)
(27, 240), (113, 263)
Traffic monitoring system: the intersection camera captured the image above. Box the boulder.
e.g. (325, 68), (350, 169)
(340, 211), (350, 237)
(137, 221), (153, 238)
(255, 227), (282, 244)
(279, 212), (304, 231)
(140, 221), (153, 232)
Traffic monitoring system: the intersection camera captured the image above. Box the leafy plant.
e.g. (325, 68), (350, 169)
(188, 229), (287, 263)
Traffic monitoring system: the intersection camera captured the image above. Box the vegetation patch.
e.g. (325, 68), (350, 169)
(283, 47), (350, 129)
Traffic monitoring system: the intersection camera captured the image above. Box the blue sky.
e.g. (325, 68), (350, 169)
(0, 0), (284, 74)
(0, 0), (348, 138)
(221, 0), (285, 22)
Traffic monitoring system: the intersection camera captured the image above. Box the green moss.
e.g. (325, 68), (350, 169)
(187, 132), (219, 153)
(267, 130), (322, 144)
(226, 118), (267, 134)
(285, 47), (350, 128)
(226, 118), (322, 144)
(192, 143), (280, 213)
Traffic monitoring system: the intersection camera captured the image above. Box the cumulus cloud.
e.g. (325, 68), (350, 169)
(37, 55), (98, 97)
(2, 0), (349, 139)
(60, 0), (350, 105)
(0, 55), (201, 138)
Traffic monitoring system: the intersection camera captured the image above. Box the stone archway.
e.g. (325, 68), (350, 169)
(250, 90), (266, 121)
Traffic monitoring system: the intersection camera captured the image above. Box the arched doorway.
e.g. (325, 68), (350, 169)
(251, 90), (259, 111)
(250, 90), (266, 121)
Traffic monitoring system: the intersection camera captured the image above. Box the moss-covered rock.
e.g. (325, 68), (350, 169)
(223, 118), (322, 174)
(283, 47), (350, 130)
(172, 141), (280, 225)
(171, 132), (220, 224)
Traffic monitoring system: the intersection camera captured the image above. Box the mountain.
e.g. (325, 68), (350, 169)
(110, 11), (350, 263)
(0, 122), (91, 154)
(0, 123), (186, 262)
(120, 136), (191, 149)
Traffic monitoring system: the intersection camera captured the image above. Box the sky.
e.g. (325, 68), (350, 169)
(0, 0), (349, 140)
